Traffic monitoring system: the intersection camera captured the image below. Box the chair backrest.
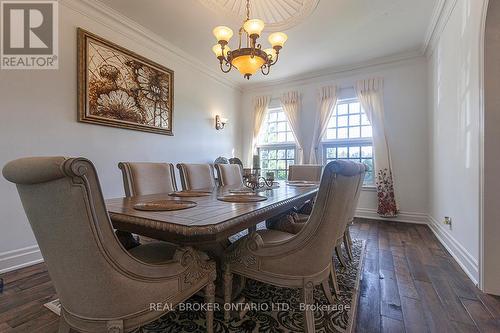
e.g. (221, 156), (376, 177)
(2, 157), (166, 318)
(214, 163), (243, 186)
(269, 160), (365, 275)
(288, 164), (323, 182)
(347, 170), (364, 223)
(229, 157), (243, 168)
(176, 163), (215, 190)
(118, 162), (177, 196)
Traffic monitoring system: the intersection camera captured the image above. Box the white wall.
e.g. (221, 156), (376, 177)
(239, 57), (430, 221)
(427, 0), (485, 283)
(0, 1), (242, 272)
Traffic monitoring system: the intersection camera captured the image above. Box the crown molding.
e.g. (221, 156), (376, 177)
(240, 49), (424, 92)
(59, 0), (243, 92)
(422, 0), (459, 57)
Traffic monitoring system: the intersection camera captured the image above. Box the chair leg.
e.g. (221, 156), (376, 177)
(329, 264), (340, 296)
(302, 281), (316, 333)
(205, 281), (215, 333)
(343, 231), (353, 261)
(223, 269), (233, 321)
(335, 244), (347, 268)
(321, 279), (336, 305)
(58, 317), (71, 333)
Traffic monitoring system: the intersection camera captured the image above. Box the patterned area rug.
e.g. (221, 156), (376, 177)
(45, 240), (365, 333)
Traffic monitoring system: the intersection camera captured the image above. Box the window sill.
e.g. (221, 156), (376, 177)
(362, 185), (377, 192)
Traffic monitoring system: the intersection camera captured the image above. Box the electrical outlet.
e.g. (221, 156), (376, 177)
(444, 216), (452, 229)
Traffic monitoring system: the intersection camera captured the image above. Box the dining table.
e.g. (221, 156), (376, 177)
(106, 181), (319, 298)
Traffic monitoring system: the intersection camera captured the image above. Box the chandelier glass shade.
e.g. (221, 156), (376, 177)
(212, 0), (287, 79)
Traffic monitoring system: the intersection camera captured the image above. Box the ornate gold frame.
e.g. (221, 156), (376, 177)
(77, 28), (174, 136)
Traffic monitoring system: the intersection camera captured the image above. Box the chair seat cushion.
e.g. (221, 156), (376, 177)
(128, 242), (178, 264)
(256, 229), (295, 244)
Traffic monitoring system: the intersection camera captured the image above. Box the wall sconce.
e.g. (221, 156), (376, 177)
(215, 115), (228, 130)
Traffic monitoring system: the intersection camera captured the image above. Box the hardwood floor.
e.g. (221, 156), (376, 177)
(0, 219), (499, 332)
(352, 218), (500, 333)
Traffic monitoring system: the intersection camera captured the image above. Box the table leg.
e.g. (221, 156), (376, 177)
(193, 240), (245, 301)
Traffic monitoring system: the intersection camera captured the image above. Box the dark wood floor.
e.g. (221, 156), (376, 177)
(352, 219), (500, 333)
(0, 219), (499, 332)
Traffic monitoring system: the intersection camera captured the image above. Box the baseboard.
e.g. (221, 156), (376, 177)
(355, 208), (428, 224)
(0, 245), (43, 274)
(427, 216), (479, 284)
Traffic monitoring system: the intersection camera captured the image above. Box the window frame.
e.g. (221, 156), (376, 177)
(320, 99), (376, 187)
(256, 106), (297, 180)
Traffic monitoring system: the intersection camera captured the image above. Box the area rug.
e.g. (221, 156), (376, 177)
(44, 239), (365, 333)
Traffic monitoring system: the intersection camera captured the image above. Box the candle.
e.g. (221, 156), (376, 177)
(252, 154), (260, 170)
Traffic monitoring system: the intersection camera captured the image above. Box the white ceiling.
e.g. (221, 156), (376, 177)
(97, 0), (437, 86)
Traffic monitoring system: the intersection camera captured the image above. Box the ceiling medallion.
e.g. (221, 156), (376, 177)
(199, 0), (320, 32)
(212, 0), (287, 79)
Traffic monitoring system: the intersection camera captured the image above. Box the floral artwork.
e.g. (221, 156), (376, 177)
(78, 29), (173, 135)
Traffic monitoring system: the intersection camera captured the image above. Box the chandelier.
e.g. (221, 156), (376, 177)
(211, 0), (288, 80)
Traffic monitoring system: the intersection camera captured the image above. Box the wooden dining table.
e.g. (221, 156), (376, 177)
(106, 182), (318, 297)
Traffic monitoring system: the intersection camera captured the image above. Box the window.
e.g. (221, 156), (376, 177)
(258, 107), (296, 180)
(322, 99), (374, 185)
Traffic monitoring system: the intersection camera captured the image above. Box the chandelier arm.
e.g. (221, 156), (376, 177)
(219, 60), (233, 73)
(261, 64), (271, 75)
(269, 52), (280, 66)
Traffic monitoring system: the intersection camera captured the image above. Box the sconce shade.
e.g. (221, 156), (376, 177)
(243, 19), (265, 36)
(268, 32), (288, 48)
(213, 26), (233, 42)
(212, 44), (230, 57)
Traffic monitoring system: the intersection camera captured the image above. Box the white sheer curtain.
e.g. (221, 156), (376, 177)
(309, 85), (338, 164)
(249, 96), (270, 163)
(355, 78), (398, 217)
(280, 91), (305, 164)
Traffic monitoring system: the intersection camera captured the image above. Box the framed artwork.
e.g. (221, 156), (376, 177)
(77, 28), (174, 135)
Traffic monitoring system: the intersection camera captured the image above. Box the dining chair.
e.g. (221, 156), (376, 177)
(277, 162), (363, 266)
(176, 163), (216, 191)
(229, 157), (244, 168)
(222, 160), (366, 332)
(3, 157), (216, 333)
(214, 163), (243, 186)
(288, 164), (323, 182)
(117, 162), (179, 248)
(118, 162), (178, 196)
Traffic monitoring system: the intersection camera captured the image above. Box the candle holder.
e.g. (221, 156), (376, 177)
(243, 171), (275, 192)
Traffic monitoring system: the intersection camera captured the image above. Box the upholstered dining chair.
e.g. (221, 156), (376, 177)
(176, 163), (216, 191)
(118, 162), (178, 196)
(214, 163), (243, 187)
(288, 164), (323, 182)
(2, 157), (216, 333)
(223, 160), (366, 333)
(275, 163), (363, 266)
(117, 162), (179, 248)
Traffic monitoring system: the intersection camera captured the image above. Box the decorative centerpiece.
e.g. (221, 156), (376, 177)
(244, 171), (275, 191)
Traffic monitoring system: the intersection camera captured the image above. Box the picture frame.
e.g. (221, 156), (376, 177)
(77, 28), (174, 135)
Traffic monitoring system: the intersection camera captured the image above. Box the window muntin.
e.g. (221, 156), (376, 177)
(259, 146), (296, 180)
(258, 107), (296, 180)
(323, 100), (374, 185)
(258, 107), (295, 145)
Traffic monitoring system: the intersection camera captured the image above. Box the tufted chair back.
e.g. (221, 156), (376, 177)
(176, 163), (215, 190)
(214, 163), (243, 186)
(288, 164), (323, 182)
(118, 162), (177, 196)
